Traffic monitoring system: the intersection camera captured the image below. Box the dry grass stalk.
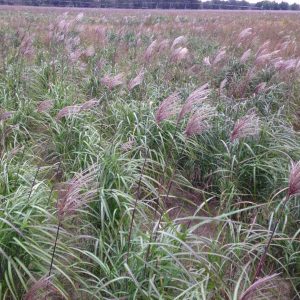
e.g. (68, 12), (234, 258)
(128, 68), (145, 91)
(230, 111), (260, 141)
(155, 92), (181, 124)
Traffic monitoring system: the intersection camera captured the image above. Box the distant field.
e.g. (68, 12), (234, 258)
(0, 6), (299, 300)
(1, 4), (300, 12)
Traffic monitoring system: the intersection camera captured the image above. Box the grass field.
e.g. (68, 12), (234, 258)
(0, 6), (300, 299)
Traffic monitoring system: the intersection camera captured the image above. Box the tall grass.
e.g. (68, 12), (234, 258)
(0, 8), (299, 299)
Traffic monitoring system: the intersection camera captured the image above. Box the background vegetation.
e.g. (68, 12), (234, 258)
(0, 0), (300, 11)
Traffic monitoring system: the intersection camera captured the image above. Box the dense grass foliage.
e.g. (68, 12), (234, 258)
(0, 8), (300, 299)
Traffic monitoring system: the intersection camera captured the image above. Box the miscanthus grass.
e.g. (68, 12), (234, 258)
(0, 8), (299, 300)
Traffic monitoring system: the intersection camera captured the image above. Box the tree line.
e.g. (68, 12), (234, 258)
(0, 0), (299, 10)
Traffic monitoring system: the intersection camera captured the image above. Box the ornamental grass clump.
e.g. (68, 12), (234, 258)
(252, 161), (300, 281)
(49, 166), (98, 277)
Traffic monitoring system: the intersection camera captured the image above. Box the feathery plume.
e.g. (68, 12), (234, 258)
(279, 41), (288, 50)
(144, 40), (158, 62)
(37, 100), (53, 113)
(178, 84), (210, 121)
(128, 68), (145, 91)
(0, 111), (13, 122)
(7, 145), (24, 160)
(171, 47), (189, 63)
(184, 105), (215, 137)
(203, 56), (211, 66)
(81, 99), (100, 111)
(240, 49), (251, 63)
(72, 36), (81, 46)
(256, 48), (269, 57)
(56, 166), (97, 220)
(213, 49), (226, 65)
(288, 161), (300, 197)
(56, 105), (81, 120)
(274, 58), (298, 72)
(272, 58), (283, 71)
(255, 40), (271, 57)
(155, 92), (181, 124)
(255, 53), (272, 65)
(121, 137), (135, 152)
(246, 67), (257, 81)
(101, 73), (124, 90)
(255, 82), (267, 94)
(188, 64), (202, 75)
(296, 59), (300, 70)
(96, 59), (106, 72)
(171, 35), (187, 50)
(84, 45), (95, 57)
(238, 27), (253, 40)
(57, 19), (69, 32)
(69, 49), (82, 63)
(230, 111), (260, 142)
(20, 34), (35, 58)
(255, 50), (279, 65)
(24, 276), (58, 300)
(95, 25), (106, 41)
(239, 274), (279, 300)
(158, 39), (170, 53)
(284, 59), (298, 71)
(75, 12), (84, 22)
(219, 78), (227, 93)
(175, 15), (181, 22)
